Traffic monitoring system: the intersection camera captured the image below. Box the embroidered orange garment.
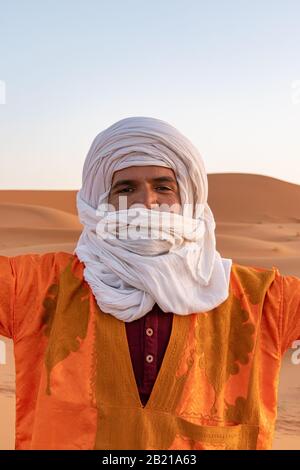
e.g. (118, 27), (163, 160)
(0, 252), (300, 450)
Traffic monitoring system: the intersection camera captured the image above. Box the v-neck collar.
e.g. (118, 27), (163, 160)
(94, 305), (192, 412)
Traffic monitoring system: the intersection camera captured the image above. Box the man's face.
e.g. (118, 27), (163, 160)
(108, 165), (181, 213)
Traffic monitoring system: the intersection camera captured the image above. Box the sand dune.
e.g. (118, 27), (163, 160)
(0, 190), (78, 215)
(0, 173), (300, 449)
(216, 223), (300, 276)
(208, 173), (300, 223)
(0, 243), (79, 257)
(0, 202), (82, 229)
(0, 203), (82, 256)
(0, 227), (81, 247)
(2, 173), (300, 221)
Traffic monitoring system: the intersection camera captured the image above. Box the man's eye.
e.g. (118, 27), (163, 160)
(156, 186), (172, 191)
(118, 187), (134, 193)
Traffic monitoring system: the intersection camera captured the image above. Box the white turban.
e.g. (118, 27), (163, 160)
(74, 116), (232, 322)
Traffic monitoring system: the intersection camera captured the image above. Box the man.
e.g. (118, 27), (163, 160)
(0, 116), (300, 450)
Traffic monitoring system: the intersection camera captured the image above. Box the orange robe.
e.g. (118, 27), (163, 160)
(0, 252), (300, 450)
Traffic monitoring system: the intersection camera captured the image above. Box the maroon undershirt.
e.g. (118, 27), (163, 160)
(125, 303), (173, 407)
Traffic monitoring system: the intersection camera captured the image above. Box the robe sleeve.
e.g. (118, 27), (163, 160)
(0, 256), (15, 339)
(279, 273), (300, 355)
(0, 252), (71, 342)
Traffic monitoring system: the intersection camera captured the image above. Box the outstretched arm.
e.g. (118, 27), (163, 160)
(0, 252), (72, 342)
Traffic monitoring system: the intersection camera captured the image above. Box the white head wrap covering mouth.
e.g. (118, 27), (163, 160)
(74, 116), (232, 322)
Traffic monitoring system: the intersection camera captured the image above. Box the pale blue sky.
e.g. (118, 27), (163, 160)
(0, 0), (300, 188)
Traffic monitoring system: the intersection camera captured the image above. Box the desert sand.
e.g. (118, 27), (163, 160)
(0, 172), (300, 449)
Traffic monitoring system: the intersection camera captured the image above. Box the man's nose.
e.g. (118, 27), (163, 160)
(134, 187), (158, 209)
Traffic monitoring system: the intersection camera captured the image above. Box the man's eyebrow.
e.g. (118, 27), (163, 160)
(111, 179), (137, 190)
(111, 176), (177, 190)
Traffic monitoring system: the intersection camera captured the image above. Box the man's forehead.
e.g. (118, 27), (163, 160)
(111, 165), (177, 183)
